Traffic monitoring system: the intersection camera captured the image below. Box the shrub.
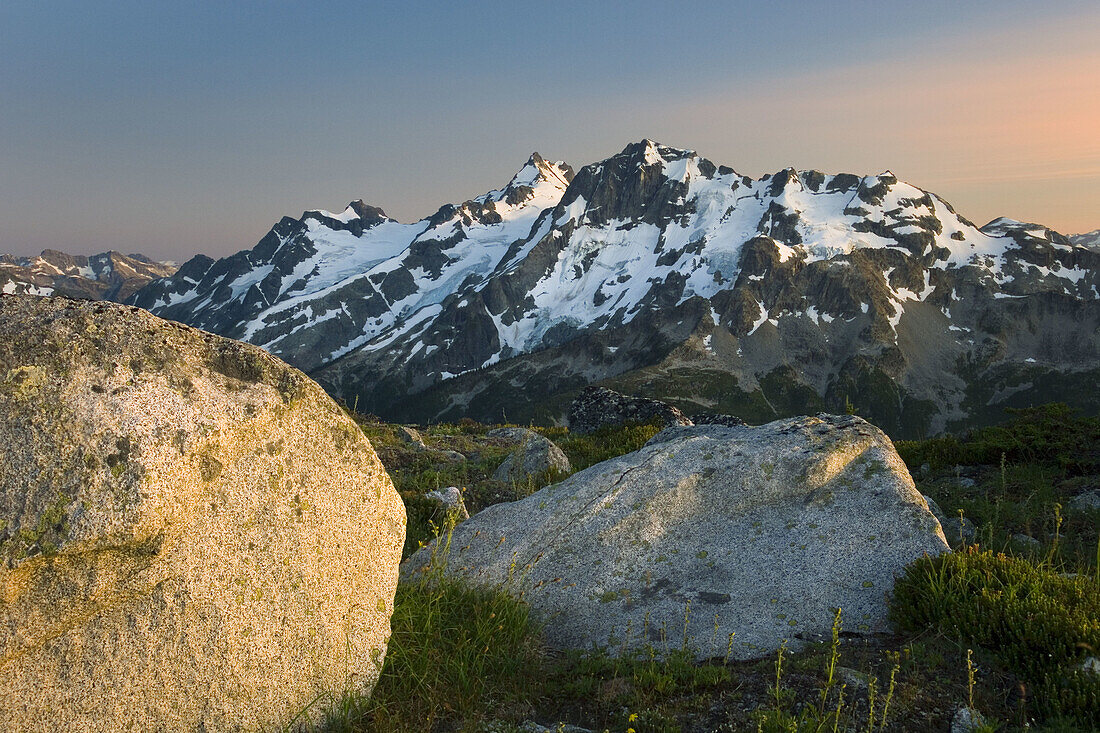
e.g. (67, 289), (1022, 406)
(890, 549), (1100, 725)
(894, 403), (1100, 474)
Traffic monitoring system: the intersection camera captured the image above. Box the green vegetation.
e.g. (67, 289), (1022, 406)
(896, 403), (1100, 570)
(891, 549), (1100, 726)
(319, 403), (1099, 731)
(751, 611), (901, 733)
(896, 403), (1100, 474)
(322, 528), (544, 732)
(551, 420), (664, 473)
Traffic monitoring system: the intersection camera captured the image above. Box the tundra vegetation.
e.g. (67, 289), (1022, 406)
(322, 404), (1098, 732)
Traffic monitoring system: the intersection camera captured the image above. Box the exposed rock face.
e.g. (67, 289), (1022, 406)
(404, 414), (948, 661)
(0, 249), (176, 301)
(489, 427), (571, 483)
(0, 295), (405, 733)
(568, 386), (693, 435)
(129, 141), (1100, 437)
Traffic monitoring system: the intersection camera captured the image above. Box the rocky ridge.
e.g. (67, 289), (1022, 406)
(128, 142), (1100, 437)
(1, 249), (176, 301)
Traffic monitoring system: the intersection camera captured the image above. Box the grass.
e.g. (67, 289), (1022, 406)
(320, 521), (545, 733)
(316, 403), (1100, 731)
(548, 420), (664, 473)
(890, 548), (1100, 727)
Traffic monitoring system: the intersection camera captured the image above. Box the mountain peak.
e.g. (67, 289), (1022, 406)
(618, 138), (694, 166)
(303, 200), (392, 227)
(126, 139), (1098, 438)
(347, 200), (391, 223)
(507, 153), (574, 190)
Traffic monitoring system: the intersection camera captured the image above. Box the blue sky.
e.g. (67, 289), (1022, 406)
(2, 1), (1098, 260)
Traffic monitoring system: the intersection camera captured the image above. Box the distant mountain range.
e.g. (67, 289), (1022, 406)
(118, 140), (1098, 437)
(1071, 229), (1100, 251)
(1, 250), (176, 301)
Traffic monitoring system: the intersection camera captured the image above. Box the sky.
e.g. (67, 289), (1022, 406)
(1, 1), (1098, 261)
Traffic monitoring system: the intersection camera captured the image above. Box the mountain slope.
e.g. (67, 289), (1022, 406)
(129, 141), (1100, 437)
(1, 250), (176, 301)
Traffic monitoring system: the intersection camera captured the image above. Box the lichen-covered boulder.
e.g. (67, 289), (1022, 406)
(0, 295), (405, 732)
(405, 414), (947, 661)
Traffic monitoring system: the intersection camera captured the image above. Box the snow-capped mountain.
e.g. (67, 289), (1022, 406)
(129, 141), (1100, 437)
(1072, 229), (1100, 252)
(1, 250), (177, 301)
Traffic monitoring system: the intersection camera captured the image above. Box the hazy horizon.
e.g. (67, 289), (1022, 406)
(2, 1), (1098, 261)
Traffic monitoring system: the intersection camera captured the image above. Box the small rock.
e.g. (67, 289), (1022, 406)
(955, 477), (976, 489)
(1012, 533), (1041, 548)
(1082, 656), (1100, 675)
(435, 449), (467, 463)
(1069, 491), (1100, 511)
(922, 494), (945, 522)
(488, 427), (543, 443)
(919, 462), (931, 476)
(834, 666), (870, 692)
(425, 486), (469, 521)
(941, 516), (977, 548)
(396, 425), (428, 451)
(490, 428), (571, 483)
(951, 706), (987, 733)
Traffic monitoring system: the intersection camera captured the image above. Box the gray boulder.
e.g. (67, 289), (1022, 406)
(490, 427), (571, 484)
(405, 414), (948, 661)
(568, 386), (692, 435)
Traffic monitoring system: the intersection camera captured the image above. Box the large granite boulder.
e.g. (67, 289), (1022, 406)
(489, 427), (571, 483)
(568, 386), (693, 435)
(405, 414), (947, 661)
(0, 295), (406, 732)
